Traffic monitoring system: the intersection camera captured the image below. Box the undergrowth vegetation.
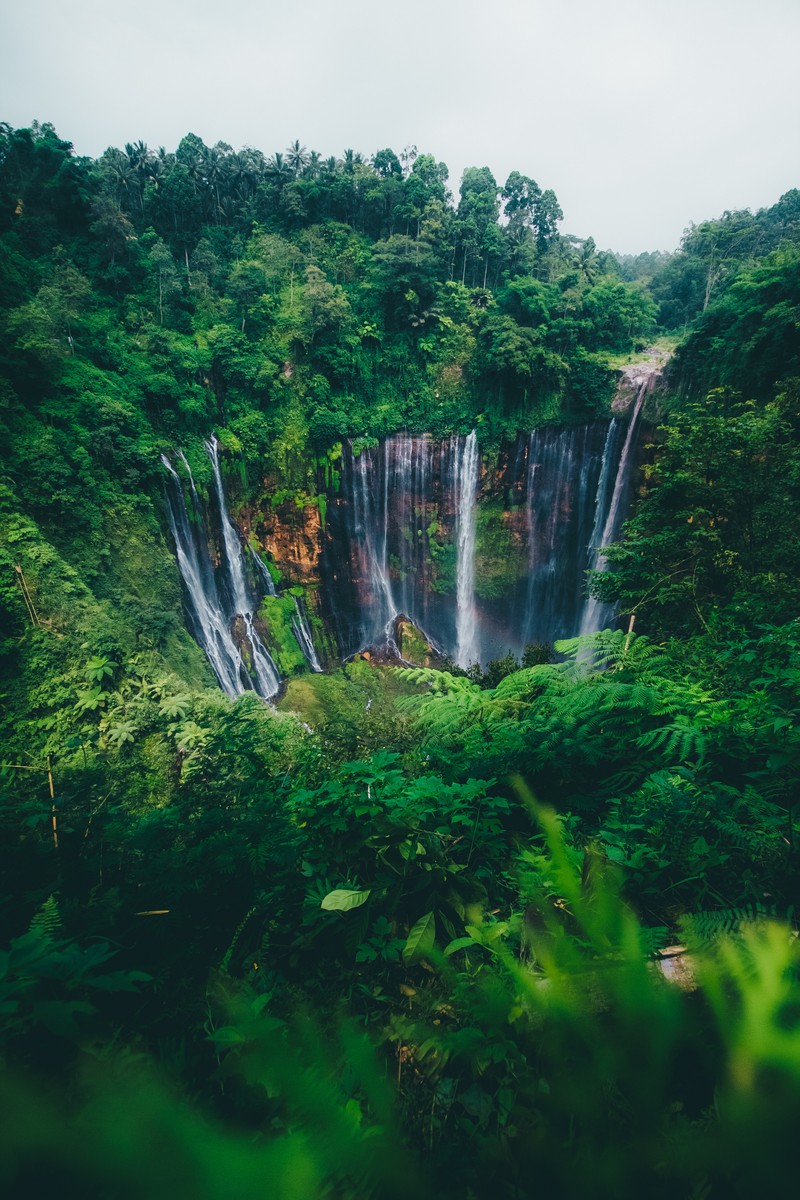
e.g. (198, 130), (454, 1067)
(1, 122), (799, 1196)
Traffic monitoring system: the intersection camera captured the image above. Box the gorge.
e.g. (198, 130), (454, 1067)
(163, 379), (650, 691)
(4, 118), (799, 1199)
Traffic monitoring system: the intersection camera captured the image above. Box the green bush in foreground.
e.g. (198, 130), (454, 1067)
(1, 809), (798, 1200)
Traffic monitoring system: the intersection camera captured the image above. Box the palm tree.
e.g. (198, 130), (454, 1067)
(199, 145), (223, 221)
(124, 140), (152, 211)
(229, 152), (254, 202)
(576, 237), (599, 284)
(242, 146), (266, 184)
(102, 148), (135, 206)
(341, 148), (364, 174)
(124, 139), (150, 172)
(286, 140), (308, 177)
(146, 148), (169, 192)
(266, 152), (291, 185)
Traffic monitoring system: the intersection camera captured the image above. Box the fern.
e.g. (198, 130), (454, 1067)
(491, 663), (560, 701)
(637, 721), (709, 765)
(397, 666), (482, 698)
(159, 693), (192, 721)
(680, 904), (794, 949)
(556, 628), (659, 673)
(221, 907), (257, 973)
(28, 895), (61, 940)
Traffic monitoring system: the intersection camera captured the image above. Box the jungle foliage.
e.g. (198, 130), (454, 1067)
(1, 122), (800, 1198)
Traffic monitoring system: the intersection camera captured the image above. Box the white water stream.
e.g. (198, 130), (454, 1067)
(579, 381), (648, 636)
(160, 454), (246, 698)
(163, 442), (282, 698)
(453, 430), (479, 668)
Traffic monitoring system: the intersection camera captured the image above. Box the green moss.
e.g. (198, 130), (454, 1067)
(474, 502), (526, 600)
(258, 594), (307, 675)
(319, 444), (343, 492)
(397, 620), (431, 666)
(301, 587), (337, 667)
(277, 673), (339, 723)
(160, 630), (217, 689)
(351, 436), (378, 457)
(269, 488), (327, 530)
(429, 535), (456, 594)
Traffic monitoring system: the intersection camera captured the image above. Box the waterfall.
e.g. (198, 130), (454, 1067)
(160, 454), (246, 698)
(321, 416), (643, 666)
(323, 436), (440, 658)
(580, 384), (648, 635)
(291, 598), (322, 672)
(249, 545), (277, 596)
(162, 443), (281, 700)
(252, 546), (322, 673)
(205, 435), (250, 617)
(164, 409), (647, 676)
(177, 449), (199, 503)
(243, 613), (281, 697)
(453, 431), (479, 668)
(521, 427), (575, 646)
(517, 425), (598, 647)
(585, 420), (620, 566)
(596, 386), (647, 548)
(204, 436), (281, 697)
(353, 443), (396, 638)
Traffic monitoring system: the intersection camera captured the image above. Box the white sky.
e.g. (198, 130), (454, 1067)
(2, 0), (799, 253)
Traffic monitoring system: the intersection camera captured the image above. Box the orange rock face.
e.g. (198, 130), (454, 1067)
(254, 500), (323, 585)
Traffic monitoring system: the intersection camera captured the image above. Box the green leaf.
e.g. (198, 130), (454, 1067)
(402, 911), (436, 965)
(210, 1025), (249, 1046)
(443, 936), (475, 957)
(320, 888), (371, 912)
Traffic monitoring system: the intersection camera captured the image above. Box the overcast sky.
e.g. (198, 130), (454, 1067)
(2, 0), (799, 253)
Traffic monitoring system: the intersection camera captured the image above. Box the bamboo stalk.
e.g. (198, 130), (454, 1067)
(7, 760), (58, 848)
(14, 564), (40, 627)
(47, 755), (58, 850)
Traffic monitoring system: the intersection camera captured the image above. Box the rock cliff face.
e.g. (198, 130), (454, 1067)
(246, 414), (648, 666)
(612, 347), (671, 413)
(253, 500), (324, 585)
(165, 361), (665, 683)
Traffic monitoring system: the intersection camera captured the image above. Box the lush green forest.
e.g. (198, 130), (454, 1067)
(1, 121), (799, 1198)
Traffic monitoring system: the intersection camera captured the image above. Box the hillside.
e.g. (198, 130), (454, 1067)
(1, 121), (799, 1199)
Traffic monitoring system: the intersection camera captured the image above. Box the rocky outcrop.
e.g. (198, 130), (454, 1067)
(612, 347), (671, 414)
(252, 499), (324, 585)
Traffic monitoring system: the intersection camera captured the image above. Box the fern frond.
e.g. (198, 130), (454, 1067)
(680, 903), (794, 949)
(491, 664), (562, 700)
(637, 722), (708, 765)
(396, 667), (480, 697)
(28, 894), (61, 940)
(221, 906), (257, 973)
(557, 629), (657, 672)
